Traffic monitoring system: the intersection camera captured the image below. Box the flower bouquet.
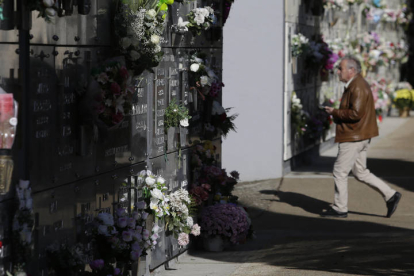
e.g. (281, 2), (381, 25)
(138, 170), (170, 219)
(91, 60), (135, 129)
(164, 99), (191, 132)
(90, 202), (159, 275)
(291, 92), (307, 136)
(186, 6), (215, 36)
(46, 243), (89, 276)
(199, 204), (250, 245)
(114, 0), (174, 75)
(291, 33), (309, 58)
(164, 188), (200, 246)
(393, 89), (413, 117)
(189, 52), (223, 100)
(207, 102), (237, 139)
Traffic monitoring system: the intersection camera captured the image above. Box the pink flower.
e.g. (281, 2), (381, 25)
(177, 233), (189, 246)
(110, 82), (122, 95)
(119, 66), (129, 80)
(191, 224), (201, 236)
(89, 259), (104, 270)
(150, 233), (159, 241)
(143, 229), (150, 240)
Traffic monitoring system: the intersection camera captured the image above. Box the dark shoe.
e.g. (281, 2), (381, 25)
(321, 208), (348, 218)
(386, 192), (402, 218)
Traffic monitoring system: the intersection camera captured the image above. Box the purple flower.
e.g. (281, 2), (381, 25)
(135, 225), (143, 233)
(141, 212), (149, 220)
(122, 230), (133, 242)
(89, 259), (104, 270)
(131, 230), (142, 241)
(130, 250), (141, 261)
(114, 268), (121, 275)
(136, 201), (147, 210)
(132, 211), (141, 221)
(127, 218), (136, 228)
(116, 207), (127, 217)
(131, 241), (141, 252)
(117, 217), (127, 228)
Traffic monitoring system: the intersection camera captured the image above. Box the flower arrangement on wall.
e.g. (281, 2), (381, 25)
(291, 92), (307, 136)
(291, 33), (309, 58)
(114, 0), (174, 75)
(186, 6), (215, 36)
(164, 99), (191, 132)
(91, 61), (135, 128)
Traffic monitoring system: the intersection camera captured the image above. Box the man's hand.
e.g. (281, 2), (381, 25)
(324, 106), (334, 115)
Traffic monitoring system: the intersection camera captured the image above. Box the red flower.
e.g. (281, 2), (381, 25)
(0, 241), (2, 248)
(110, 82), (122, 96)
(112, 112), (124, 124)
(119, 66), (129, 80)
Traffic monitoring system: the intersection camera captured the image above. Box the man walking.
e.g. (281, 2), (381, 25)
(322, 55), (401, 218)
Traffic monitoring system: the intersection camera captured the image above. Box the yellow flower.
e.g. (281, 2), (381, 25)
(204, 140), (215, 152)
(395, 89), (412, 100)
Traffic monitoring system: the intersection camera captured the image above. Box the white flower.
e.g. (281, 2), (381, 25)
(45, 8), (56, 17)
(156, 176), (166, 184)
(121, 37), (132, 49)
(150, 198), (160, 212)
(200, 76), (209, 86)
(190, 63), (200, 72)
(180, 118), (189, 127)
(145, 177), (156, 187)
(43, 0), (54, 7)
(212, 101), (225, 115)
(130, 50), (141, 61)
(151, 188), (164, 200)
(140, 170), (153, 177)
(177, 17), (189, 32)
(115, 96), (125, 115)
(146, 9), (157, 19)
(150, 34), (160, 45)
(154, 45), (162, 53)
(186, 217), (194, 227)
(152, 224), (160, 233)
(105, 98), (112, 107)
(198, 8), (210, 17)
(194, 13), (205, 25)
(191, 224), (201, 236)
(177, 233), (189, 246)
(205, 6), (214, 14)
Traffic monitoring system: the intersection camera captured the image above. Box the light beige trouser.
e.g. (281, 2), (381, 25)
(332, 139), (396, 213)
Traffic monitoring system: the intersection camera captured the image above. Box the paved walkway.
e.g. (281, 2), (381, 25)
(154, 116), (414, 276)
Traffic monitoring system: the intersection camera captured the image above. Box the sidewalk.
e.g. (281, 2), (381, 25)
(154, 116), (414, 276)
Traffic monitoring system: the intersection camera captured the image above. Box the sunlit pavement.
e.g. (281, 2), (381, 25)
(154, 116), (414, 276)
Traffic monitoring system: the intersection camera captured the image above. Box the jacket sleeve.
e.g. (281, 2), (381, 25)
(332, 86), (367, 123)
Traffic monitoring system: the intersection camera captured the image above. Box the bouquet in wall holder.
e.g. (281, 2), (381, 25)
(291, 33), (309, 58)
(186, 6), (215, 36)
(26, 0), (59, 22)
(91, 60), (135, 129)
(114, 0), (174, 75)
(164, 188), (201, 247)
(291, 92), (307, 136)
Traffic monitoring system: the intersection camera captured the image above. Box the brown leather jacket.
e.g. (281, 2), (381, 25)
(332, 74), (379, 143)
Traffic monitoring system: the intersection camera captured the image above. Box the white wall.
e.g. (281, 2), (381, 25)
(222, 0), (285, 181)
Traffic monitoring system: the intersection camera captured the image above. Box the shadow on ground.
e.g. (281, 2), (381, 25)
(188, 205), (414, 276)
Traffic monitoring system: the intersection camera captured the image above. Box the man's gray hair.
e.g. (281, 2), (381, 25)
(341, 55), (362, 73)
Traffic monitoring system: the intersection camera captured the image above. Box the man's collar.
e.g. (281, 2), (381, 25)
(345, 75), (356, 89)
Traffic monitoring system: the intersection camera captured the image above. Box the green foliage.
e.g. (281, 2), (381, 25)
(164, 99), (191, 132)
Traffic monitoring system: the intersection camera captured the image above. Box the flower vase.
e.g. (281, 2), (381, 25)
(292, 56), (298, 74)
(399, 107), (410, 117)
(167, 127), (178, 152)
(203, 235), (224, 252)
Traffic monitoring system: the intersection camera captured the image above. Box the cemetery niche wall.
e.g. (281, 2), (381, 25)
(0, 0), (240, 275)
